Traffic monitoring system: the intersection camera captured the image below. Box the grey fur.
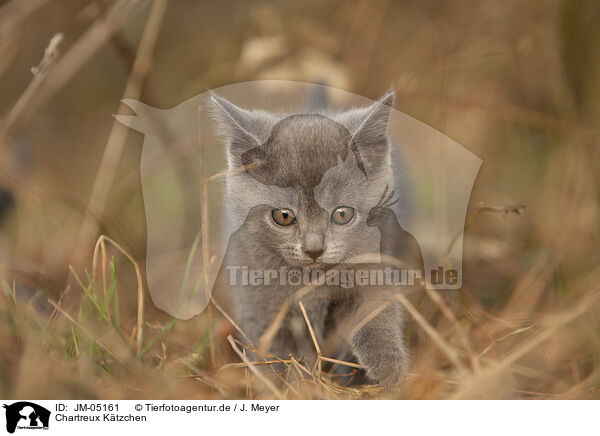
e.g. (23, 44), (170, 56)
(210, 88), (421, 387)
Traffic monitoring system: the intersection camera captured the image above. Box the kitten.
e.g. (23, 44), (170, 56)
(210, 88), (423, 387)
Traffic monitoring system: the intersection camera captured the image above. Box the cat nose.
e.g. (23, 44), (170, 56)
(303, 248), (324, 260)
(301, 233), (324, 260)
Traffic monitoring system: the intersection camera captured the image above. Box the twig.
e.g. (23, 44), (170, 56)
(1, 0), (145, 135)
(217, 360), (293, 371)
(299, 300), (322, 376)
(257, 282), (318, 352)
(0, 32), (62, 135)
(298, 300), (321, 355)
(227, 335), (285, 399)
(478, 324), (536, 359)
(211, 297), (255, 346)
(445, 203), (526, 258)
(72, 0), (168, 266)
(198, 109), (215, 369)
(394, 292), (467, 374)
(320, 356), (362, 369)
(424, 288), (479, 373)
(178, 358), (229, 396)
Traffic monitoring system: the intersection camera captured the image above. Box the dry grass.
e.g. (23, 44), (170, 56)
(2, 221), (599, 400)
(1, 0), (600, 400)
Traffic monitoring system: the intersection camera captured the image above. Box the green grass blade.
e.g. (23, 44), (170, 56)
(110, 258), (120, 330)
(69, 265), (102, 312)
(98, 258), (118, 322)
(177, 231), (202, 311)
(140, 318), (177, 357)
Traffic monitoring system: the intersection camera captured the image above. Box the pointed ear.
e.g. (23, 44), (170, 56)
(350, 86), (395, 153)
(207, 93), (262, 166)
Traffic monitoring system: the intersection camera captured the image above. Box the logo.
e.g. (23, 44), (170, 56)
(3, 402), (50, 434)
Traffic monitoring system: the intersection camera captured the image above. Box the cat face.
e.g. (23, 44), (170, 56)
(210, 90), (395, 267)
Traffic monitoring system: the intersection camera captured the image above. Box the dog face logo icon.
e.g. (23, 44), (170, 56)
(3, 402), (50, 433)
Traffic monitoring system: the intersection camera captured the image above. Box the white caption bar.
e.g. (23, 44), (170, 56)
(1, 400), (596, 435)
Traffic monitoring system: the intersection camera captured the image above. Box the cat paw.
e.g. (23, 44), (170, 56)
(360, 348), (408, 388)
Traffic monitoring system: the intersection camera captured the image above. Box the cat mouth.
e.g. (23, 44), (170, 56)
(306, 260), (324, 268)
(300, 258), (339, 268)
(286, 257), (323, 268)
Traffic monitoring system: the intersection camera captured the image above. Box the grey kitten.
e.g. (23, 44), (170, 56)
(210, 88), (423, 387)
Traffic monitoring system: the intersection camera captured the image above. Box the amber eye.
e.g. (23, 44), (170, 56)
(331, 206), (355, 225)
(272, 208), (296, 226)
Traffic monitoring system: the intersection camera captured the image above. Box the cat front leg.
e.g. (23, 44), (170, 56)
(349, 300), (408, 388)
(289, 291), (330, 364)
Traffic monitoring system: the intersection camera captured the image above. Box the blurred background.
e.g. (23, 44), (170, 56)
(0, 0), (599, 399)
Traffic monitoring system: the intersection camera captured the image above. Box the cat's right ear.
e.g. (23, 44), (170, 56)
(207, 93), (261, 166)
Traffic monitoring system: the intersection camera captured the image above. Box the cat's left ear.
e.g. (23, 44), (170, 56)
(207, 92), (264, 167)
(350, 86), (395, 157)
